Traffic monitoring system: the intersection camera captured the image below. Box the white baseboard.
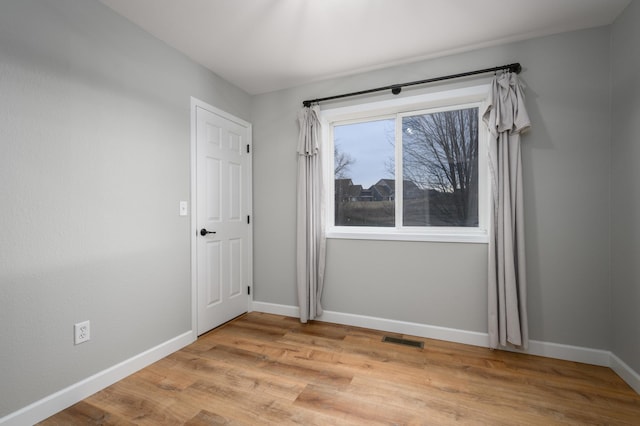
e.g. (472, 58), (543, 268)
(515, 339), (611, 367)
(611, 352), (640, 395)
(319, 309), (490, 347)
(251, 301), (486, 347)
(0, 331), (194, 426)
(251, 302), (639, 393)
(251, 301), (300, 318)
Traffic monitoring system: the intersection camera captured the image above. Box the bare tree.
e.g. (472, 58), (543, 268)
(334, 143), (355, 178)
(402, 107), (479, 226)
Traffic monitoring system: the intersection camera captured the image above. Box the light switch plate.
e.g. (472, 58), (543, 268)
(179, 201), (188, 216)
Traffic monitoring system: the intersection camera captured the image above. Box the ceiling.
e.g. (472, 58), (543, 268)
(100, 0), (630, 95)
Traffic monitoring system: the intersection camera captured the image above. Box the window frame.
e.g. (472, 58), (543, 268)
(321, 84), (490, 243)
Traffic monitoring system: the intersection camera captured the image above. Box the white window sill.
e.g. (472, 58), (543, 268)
(326, 228), (489, 244)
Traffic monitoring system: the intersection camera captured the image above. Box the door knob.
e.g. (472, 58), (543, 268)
(200, 228), (216, 236)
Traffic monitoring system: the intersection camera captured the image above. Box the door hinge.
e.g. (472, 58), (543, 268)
(246, 144), (250, 153)
(247, 286), (251, 295)
(247, 215), (250, 224)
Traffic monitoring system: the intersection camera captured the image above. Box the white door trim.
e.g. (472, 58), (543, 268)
(190, 97), (253, 340)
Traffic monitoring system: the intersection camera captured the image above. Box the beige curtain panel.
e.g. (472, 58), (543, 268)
(296, 105), (326, 323)
(483, 72), (531, 349)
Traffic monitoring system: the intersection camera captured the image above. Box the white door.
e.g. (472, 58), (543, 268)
(195, 104), (251, 335)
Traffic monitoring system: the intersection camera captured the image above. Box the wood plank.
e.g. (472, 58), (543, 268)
(38, 400), (135, 426)
(183, 409), (233, 426)
(196, 344), (354, 388)
(180, 379), (343, 425)
(168, 350), (307, 402)
(294, 383), (416, 425)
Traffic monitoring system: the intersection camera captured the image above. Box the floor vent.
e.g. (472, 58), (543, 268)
(382, 336), (424, 348)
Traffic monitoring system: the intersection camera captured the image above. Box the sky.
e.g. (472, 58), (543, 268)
(334, 118), (395, 188)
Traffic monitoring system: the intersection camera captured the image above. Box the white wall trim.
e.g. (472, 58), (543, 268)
(251, 301), (300, 318)
(252, 303), (639, 393)
(509, 339), (611, 367)
(611, 352), (640, 395)
(0, 331), (194, 426)
(319, 309), (490, 347)
(190, 97), (199, 342)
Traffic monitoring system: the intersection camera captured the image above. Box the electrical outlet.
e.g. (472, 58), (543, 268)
(74, 320), (90, 345)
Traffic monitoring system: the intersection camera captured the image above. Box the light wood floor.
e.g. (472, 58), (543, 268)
(41, 312), (640, 425)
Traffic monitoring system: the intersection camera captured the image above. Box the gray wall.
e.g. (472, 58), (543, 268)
(0, 0), (250, 417)
(252, 27), (612, 348)
(611, 0), (640, 374)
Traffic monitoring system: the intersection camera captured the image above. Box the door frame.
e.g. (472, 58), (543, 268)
(190, 97), (253, 340)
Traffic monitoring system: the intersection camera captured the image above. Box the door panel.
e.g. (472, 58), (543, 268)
(206, 157), (221, 221)
(196, 105), (251, 335)
(229, 162), (241, 220)
(205, 241), (222, 306)
(229, 238), (242, 297)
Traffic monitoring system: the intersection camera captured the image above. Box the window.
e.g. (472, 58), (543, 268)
(322, 85), (489, 243)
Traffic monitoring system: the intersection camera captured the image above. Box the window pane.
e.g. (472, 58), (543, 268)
(334, 119), (395, 227)
(402, 107), (479, 227)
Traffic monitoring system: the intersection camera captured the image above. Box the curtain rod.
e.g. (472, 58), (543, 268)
(302, 62), (522, 107)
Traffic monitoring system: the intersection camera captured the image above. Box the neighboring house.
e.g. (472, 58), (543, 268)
(371, 179), (395, 201)
(349, 184), (363, 201)
(335, 179), (364, 202)
(370, 179), (423, 201)
(336, 178), (425, 203)
(335, 178), (354, 202)
(357, 187), (374, 202)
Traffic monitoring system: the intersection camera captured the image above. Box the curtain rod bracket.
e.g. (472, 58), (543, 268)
(510, 63), (522, 74)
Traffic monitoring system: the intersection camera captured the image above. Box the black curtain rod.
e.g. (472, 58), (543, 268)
(302, 62), (522, 107)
